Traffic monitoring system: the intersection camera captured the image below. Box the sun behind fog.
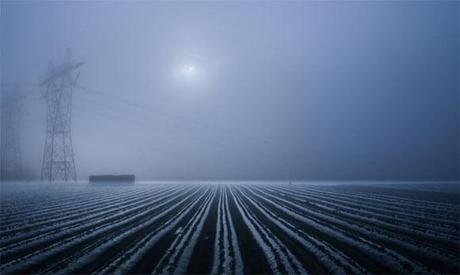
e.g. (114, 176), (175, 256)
(181, 64), (197, 77)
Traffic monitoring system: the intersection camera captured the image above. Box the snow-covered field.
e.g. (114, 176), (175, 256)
(1, 182), (459, 274)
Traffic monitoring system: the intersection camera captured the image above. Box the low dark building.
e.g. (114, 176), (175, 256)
(89, 174), (135, 185)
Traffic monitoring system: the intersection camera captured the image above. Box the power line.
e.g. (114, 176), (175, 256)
(70, 87), (302, 174)
(74, 85), (272, 147)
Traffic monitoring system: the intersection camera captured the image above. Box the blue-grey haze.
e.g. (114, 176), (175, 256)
(1, 1), (459, 180)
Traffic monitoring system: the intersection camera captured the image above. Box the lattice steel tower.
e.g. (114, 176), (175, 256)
(41, 50), (83, 182)
(0, 84), (22, 180)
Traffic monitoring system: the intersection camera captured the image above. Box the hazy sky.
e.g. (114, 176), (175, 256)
(1, 1), (459, 181)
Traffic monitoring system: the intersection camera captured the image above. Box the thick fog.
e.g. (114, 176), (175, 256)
(1, 1), (459, 181)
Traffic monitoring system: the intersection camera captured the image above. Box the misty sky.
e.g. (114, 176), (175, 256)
(1, 1), (459, 181)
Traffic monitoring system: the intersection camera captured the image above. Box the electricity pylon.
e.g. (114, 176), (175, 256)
(0, 84), (22, 180)
(41, 50), (83, 182)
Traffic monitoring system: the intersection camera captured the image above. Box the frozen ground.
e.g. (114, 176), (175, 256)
(1, 181), (459, 274)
